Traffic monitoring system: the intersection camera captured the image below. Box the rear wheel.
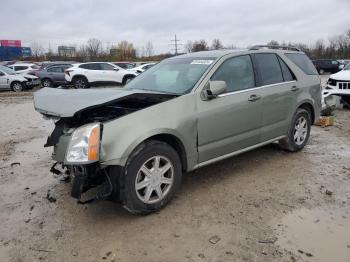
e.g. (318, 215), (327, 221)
(117, 140), (182, 215)
(73, 77), (89, 89)
(11, 81), (24, 92)
(279, 109), (311, 152)
(42, 78), (53, 87)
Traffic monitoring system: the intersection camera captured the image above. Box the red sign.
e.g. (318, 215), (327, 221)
(0, 40), (21, 47)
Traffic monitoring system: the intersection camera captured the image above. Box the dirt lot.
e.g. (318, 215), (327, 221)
(0, 81), (350, 262)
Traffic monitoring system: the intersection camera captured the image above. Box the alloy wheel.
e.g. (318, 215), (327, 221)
(135, 156), (174, 204)
(294, 116), (308, 145)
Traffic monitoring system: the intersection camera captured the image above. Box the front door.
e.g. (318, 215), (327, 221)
(197, 55), (263, 163)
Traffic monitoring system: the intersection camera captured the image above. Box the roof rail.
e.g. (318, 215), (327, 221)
(249, 45), (302, 52)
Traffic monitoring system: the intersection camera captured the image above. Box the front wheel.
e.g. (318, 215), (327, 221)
(118, 140), (182, 215)
(279, 108), (311, 152)
(42, 78), (53, 87)
(11, 81), (24, 92)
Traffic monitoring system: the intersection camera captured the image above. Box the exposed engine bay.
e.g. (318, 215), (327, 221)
(35, 90), (177, 203)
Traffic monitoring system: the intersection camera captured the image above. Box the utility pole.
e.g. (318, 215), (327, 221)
(170, 34), (182, 55)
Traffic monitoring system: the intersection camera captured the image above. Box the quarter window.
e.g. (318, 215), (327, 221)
(211, 55), (255, 93)
(285, 53), (318, 75)
(278, 57), (295, 82)
(255, 54), (283, 85)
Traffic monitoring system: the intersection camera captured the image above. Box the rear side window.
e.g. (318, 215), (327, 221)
(255, 53), (283, 85)
(285, 53), (318, 75)
(47, 67), (62, 73)
(278, 57), (295, 81)
(79, 63), (100, 70)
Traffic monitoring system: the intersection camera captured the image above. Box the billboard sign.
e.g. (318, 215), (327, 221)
(0, 40), (22, 47)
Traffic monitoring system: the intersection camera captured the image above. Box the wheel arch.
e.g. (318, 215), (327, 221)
(122, 74), (136, 83)
(72, 74), (89, 82)
(144, 133), (188, 171)
(297, 101), (315, 124)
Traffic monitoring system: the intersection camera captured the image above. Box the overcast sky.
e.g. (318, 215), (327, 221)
(1, 0), (350, 54)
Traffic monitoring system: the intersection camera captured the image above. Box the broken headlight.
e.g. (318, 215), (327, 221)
(66, 123), (101, 163)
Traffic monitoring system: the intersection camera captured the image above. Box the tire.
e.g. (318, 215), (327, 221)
(117, 140), (182, 215)
(122, 75), (135, 85)
(11, 81), (24, 92)
(42, 78), (53, 87)
(279, 108), (311, 152)
(73, 77), (89, 89)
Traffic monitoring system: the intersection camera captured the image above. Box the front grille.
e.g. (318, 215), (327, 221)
(338, 82), (350, 90)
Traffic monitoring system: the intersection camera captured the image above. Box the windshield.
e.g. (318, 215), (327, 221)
(0, 65), (15, 75)
(127, 57), (216, 94)
(343, 63), (350, 71)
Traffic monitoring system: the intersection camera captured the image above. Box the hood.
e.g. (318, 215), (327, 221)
(23, 74), (38, 80)
(34, 87), (169, 118)
(330, 70), (350, 81)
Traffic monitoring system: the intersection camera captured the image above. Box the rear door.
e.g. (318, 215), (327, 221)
(253, 53), (297, 141)
(197, 55), (263, 163)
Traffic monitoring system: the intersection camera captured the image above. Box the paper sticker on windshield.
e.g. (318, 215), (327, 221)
(190, 60), (213, 65)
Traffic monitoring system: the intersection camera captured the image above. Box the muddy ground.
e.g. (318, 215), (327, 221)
(0, 83), (349, 262)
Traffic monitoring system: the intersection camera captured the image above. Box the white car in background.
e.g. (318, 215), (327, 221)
(0, 65), (40, 92)
(127, 63), (156, 74)
(325, 63), (350, 106)
(6, 63), (40, 75)
(327, 63), (350, 90)
(65, 62), (138, 89)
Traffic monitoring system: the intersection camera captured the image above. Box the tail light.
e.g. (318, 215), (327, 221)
(65, 70), (73, 76)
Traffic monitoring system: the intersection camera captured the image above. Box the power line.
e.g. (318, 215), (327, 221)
(170, 34), (182, 55)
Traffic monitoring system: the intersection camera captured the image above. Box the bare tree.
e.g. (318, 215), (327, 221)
(31, 42), (45, 59)
(85, 38), (102, 60)
(115, 40), (136, 60)
(211, 39), (223, 50)
(145, 41), (154, 57)
(184, 41), (193, 53)
(192, 40), (209, 52)
(267, 40), (279, 47)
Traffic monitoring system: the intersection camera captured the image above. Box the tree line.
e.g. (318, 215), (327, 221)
(27, 28), (350, 62)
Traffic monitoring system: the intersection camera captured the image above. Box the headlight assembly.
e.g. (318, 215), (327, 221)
(66, 123), (101, 163)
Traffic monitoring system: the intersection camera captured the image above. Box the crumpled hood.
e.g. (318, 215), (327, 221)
(23, 74), (38, 80)
(330, 70), (350, 81)
(34, 87), (164, 118)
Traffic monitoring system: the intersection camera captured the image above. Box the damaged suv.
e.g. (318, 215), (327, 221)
(34, 46), (321, 214)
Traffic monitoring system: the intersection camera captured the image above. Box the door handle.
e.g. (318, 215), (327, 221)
(291, 86), (299, 92)
(248, 94), (261, 102)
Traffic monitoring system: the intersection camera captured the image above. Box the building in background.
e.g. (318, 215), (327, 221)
(58, 46), (76, 57)
(0, 40), (22, 60)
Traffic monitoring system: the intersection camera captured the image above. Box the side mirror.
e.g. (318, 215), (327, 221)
(202, 81), (227, 100)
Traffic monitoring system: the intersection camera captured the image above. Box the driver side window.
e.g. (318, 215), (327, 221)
(211, 55), (255, 93)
